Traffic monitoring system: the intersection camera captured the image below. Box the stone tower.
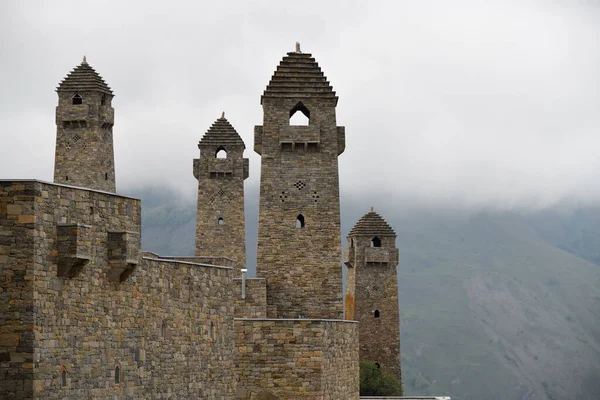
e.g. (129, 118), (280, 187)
(255, 46), (346, 319)
(345, 208), (401, 380)
(54, 57), (116, 192)
(193, 114), (248, 275)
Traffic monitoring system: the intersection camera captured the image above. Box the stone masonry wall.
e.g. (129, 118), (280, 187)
(352, 235), (401, 380)
(233, 278), (267, 318)
(234, 319), (358, 399)
(0, 182), (37, 398)
(54, 90), (116, 192)
(0, 180), (236, 399)
(194, 142), (248, 276)
(255, 97), (344, 319)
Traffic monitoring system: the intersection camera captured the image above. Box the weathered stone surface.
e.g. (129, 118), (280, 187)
(194, 116), (248, 276)
(53, 59), (116, 192)
(234, 319), (358, 399)
(345, 209), (402, 381)
(255, 51), (345, 319)
(234, 278), (267, 318)
(0, 180), (236, 399)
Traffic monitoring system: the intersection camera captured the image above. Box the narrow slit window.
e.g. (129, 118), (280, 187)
(374, 310), (380, 318)
(296, 214), (305, 229)
(215, 146), (227, 159)
(101, 94), (106, 106)
(105, 172), (108, 180)
(114, 365), (121, 385)
(371, 236), (381, 248)
(72, 93), (83, 105)
(209, 321), (214, 339)
(161, 321), (167, 339)
(65, 176), (69, 181)
(61, 367), (67, 388)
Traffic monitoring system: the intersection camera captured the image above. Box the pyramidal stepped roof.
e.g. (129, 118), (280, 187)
(262, 44), (337, 104)
(56, 56), (113, 94)
(349, 208), (396, 237)
(198, 113), (246, 148)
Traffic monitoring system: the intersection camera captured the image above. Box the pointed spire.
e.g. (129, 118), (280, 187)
(349, 208), (396, 237)
(57, 58), (113, 94)
(198, 116), (246, 149)
(262, 49), (337, 104)
(370, 206), (374, 213)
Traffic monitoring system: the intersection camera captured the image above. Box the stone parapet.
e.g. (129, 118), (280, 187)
(234, 318), (359, 399)
(0, 180), (237, 399)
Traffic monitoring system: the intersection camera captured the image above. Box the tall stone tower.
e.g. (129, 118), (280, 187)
(345, 208), (401, 380)
(54, 57), (116, 192)
(255, 45), (346, 319)
(194, 114), (248, 275)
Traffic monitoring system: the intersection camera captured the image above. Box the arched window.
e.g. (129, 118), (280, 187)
(289, 102), (310, 126)
(114, 364), (121, 385)
(350, 238), (354, 247)
(371, 236), (381, 248)
(215, 146), (227, 159)
(101, 94), (106, 106)
(296, 214), (305, 229)
(72, 93), (83, 105)
(218, 217), (224, 225)
(374, 310), (380, 318)
(60, 366), (67, 388)
(375, 361), (381, 369)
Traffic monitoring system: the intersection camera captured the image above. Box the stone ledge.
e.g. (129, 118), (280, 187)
(142, 256), (233, 270)
(0, 179), (140, 200)
(235, 318), (358, 323)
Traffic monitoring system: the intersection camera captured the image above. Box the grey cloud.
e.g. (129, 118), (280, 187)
(1, 1), (598, 210)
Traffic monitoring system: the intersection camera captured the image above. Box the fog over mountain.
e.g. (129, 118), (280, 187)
(1, 1), (599, 211)
(2, 2), (600, 399)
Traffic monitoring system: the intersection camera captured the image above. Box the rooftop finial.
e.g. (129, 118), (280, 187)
(370, 206), (374, 213)
(221, 111), (225, 119)
(82, 55), (87, 64)
(295, 42), (301, 53)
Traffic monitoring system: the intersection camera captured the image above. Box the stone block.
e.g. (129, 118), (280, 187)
(18, 215), (35, 224)
(0, 333), (21, 347)
(6, 204), (22, 215)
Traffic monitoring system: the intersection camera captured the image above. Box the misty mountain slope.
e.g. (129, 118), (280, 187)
(128, 187), (600, 400)
(395, 212), (600, 400)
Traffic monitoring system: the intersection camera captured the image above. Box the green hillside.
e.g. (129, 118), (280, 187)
(127, 186), (600, 400)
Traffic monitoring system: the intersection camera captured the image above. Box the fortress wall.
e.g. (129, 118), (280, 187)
(234, 318), (358, 399)
(0, 180), (236, 399)
(322, 320), (360, 399)
(0, 182), (37, 398)
(233, 278), (267, 318)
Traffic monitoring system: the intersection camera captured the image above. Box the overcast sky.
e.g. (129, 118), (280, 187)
(1, 1), (599, 212)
